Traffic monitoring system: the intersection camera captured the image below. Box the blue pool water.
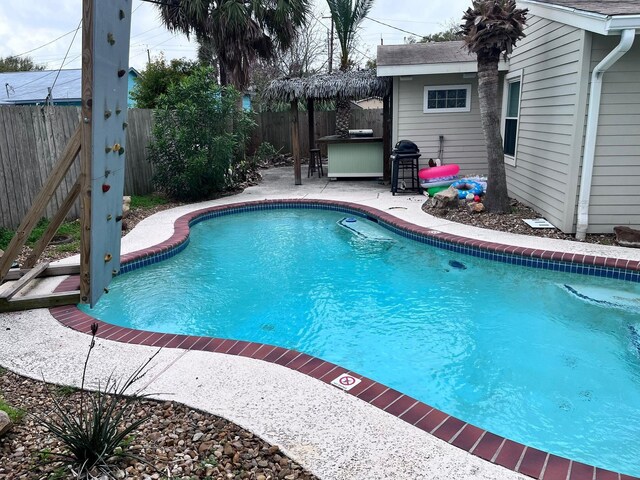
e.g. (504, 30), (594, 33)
(84, 209), (640, 475)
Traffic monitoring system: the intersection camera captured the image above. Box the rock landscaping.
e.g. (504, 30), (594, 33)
(0, 369), (318, 480)
(423, 196), (617, 246)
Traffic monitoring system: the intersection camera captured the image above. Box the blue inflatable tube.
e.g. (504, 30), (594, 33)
(450, 179), (483, 199)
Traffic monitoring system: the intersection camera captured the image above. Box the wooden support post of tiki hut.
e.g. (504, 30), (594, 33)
(291, 99), (302, 185)
(307, 98), (315, 152)
(383, 93), (392, 182)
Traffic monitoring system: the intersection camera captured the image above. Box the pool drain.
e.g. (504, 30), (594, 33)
(448, 260), (467, 270)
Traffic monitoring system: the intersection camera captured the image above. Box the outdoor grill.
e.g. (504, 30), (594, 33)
(391, 140), (421, 195)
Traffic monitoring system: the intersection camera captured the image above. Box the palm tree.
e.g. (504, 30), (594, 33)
(157, 0), (311, 90)
(326, 0), (374, 137)
(460, 0), (527, 213)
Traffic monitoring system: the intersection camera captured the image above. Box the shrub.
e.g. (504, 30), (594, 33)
(148, 67), (256, 201)
(33, 323), (158, 476)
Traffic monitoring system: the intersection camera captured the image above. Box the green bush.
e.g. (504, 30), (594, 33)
(148, 67), (256, 201)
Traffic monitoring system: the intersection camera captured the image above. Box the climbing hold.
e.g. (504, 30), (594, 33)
(105, 169), (111, 177)
(117, 69), (126, 78)
(122, 122), (128, 130)
(107, 33), (115, 45)
(119, 9), (125, 20)
(113, 143), (121, 151)
(118, 146), (125, 155)
(105, 146), (112, 153)
(102, 184), (111, 193)
(112, 269), (119, 276)
(115, 215), (123, 222)
(104, 287), (109, 294)
(115, 107), (122, 115)
(106, 214), (112, 220)
(104, 109), (112, 119)
(104, 253), (112, 262)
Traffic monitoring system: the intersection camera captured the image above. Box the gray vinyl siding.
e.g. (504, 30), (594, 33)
(581, 36), (640, 233)
(393, 74), (491, 174)
(505, 16), (587, 232)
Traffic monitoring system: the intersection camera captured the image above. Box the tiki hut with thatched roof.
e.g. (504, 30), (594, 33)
(262, 69), (392, 184)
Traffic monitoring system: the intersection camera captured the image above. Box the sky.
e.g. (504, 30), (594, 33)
(0, 0), (472, 73)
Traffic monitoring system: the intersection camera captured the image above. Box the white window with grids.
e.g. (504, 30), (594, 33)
(502, 70), (523, 166)
(423, 85), (471, 113)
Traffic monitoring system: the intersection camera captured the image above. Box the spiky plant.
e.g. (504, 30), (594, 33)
(460, 0), (527, 213)
(34, 323), (159, 477)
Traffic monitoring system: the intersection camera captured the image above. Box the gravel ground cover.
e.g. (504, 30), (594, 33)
(423, 197), (617, 245)
(0, 368), (318, 480)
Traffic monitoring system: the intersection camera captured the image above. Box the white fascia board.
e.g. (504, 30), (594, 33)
(520, 0), (609, 34)
(607, 16), (640, 32)
(521, 0), (640, 34)
(377, 60), (508, 77)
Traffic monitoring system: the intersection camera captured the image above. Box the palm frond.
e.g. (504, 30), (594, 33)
(460, 0), (528, 60)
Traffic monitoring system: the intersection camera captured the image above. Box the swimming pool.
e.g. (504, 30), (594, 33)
(83, 207), (640, 476)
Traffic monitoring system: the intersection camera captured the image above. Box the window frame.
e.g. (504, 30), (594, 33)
(501, 69), (524, 167)
(423, 84), (472, 113)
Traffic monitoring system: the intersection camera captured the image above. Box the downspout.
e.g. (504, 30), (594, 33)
(575, 29), (635, 240)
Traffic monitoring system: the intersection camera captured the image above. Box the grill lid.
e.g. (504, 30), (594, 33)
(393, 139), (419, 153)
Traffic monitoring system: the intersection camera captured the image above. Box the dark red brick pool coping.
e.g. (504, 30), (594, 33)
(49, 199), (640, 480)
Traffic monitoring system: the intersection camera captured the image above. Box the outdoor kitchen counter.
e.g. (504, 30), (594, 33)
(317, 135), (384, 179)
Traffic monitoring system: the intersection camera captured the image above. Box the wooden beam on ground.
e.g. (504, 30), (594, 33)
(0, 262), (49, 300)
(24, 177), (81, 269)
(0, 125), (81, 282)
(3, 264), (81, 282)
(291, 99), (301, 185)
(0, 291), (81, 313)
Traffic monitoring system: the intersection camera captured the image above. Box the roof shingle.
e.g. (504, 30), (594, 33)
(377, 41), (474, 67)
(532, 0), (640, 16)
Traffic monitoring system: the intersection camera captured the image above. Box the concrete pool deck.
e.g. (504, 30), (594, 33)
(2, 167), (640, 480)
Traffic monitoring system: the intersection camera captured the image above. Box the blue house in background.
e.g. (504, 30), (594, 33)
(0, 68), (139, 107)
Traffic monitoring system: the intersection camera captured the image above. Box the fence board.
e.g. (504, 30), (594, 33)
(0, 106), (154, 229)
(0, 106), (381, 228)
(253, 108), (382, 158)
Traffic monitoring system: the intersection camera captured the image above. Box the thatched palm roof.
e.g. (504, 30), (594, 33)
(262, 69), (391, 103)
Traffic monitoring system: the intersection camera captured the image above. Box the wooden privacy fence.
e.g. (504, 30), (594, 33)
(252, 108), (384, 156)
(0, 106), (154, 229)
(0, 106), (382, 228)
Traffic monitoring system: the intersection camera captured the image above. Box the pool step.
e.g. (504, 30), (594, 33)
(337, 217), (395, 243)
(560, 284), (640, 312)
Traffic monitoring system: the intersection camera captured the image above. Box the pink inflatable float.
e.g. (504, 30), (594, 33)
(418, 164), (460, 180)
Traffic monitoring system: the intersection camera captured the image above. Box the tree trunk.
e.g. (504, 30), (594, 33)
(335, 97), (350, 138)
(219, 60), (228, 87)
(477, 55), (510, 213)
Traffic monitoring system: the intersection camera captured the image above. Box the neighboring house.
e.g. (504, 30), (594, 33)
(0, 68), (139, 107)
(351, 97), (383, 109)
(377, 0), (640, 235)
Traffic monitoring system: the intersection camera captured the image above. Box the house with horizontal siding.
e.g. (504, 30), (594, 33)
(377, 0), (640, 236)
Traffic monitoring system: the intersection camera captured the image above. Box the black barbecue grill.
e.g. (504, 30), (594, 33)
(391, 140), (421, 195)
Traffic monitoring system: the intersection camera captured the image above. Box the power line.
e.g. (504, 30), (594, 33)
(49, 19), (82, 104)
(10, 25), (81, 58)
(366, 17), (422, 37)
